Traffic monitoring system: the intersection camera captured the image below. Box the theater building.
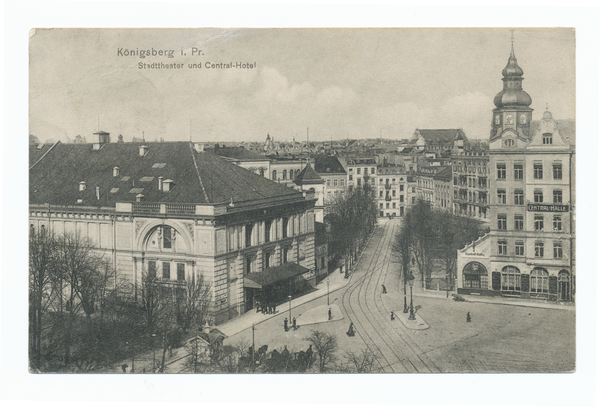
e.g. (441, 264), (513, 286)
(29, 139), (318, 323)
(457, 44), (575, 302)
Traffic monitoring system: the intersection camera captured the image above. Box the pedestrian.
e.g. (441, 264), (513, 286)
(292, 317), (297, 330)
(168, 345), (173, 357)
(273, 303), (276, 314)
(346, 322), (355, 337)
(284, 317), (288, 332)
(467, 312), (471, 323)
(328, 308), (332, 320)
(382, 284), (387, 294)
(121, 363), (128, 373)
(390, 311), (395, 321)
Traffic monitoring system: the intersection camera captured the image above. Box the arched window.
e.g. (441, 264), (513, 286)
(30, 224), (35, 235)
(558, 270), (571, 301)
(501, 266), (521, 291)
(272, 170), (277, 180)
(259, 168), (265, 177)
(283, 170), (287, 180)
(40, 224), (46, 236)
(462, 262), (488, 289)
(289, 169), (294, 180)
(530, 267), (549, 294)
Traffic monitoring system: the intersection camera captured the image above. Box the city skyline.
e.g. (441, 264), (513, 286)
(30, 28), (575, 144)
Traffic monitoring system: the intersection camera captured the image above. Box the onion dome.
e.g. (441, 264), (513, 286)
(493, 44), (532, 109)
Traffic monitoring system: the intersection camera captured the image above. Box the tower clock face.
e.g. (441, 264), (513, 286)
(505, 114), (513, 125)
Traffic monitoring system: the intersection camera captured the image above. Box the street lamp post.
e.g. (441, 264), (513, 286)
(408, 273), (416, 321)
(151, 333), (157, 373)
(288, 295), (292, 322)
(403, 267), (409, 313)
(326, 278), (330, 306)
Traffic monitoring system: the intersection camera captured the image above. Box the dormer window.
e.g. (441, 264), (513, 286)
(543, 133), (553, 144)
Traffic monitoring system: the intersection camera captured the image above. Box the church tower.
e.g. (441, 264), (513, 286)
(489, 35), (533, 146)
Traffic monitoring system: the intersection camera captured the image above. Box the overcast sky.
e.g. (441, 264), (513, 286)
(29, 28), (575, 143)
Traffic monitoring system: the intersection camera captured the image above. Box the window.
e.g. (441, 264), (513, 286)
(515, 241), (524, 256)
(392, 203), (396, 208)
(177, 263), (185, 281)
(400, 185), (404, 192)
(245, 223), (254, 247)
(379, 190), (383, 198)
(349, 175), (353, 181)
(272, 170), (277, 180)
(283, 170), (287, 180)
(534, 190), (543, 203)
(340, 179), (345, 187)
(163, 227), (172, 249)
(265, 220), (272, 242)
(534, 215), (544, 231)
(515, 164), (523, 179)
(553, 190), (563, 204)
(497, 214), (507, 230)
(357, 168), (361, 174)
(148, 261), (157, 279)
(514, 190), (524, 205)
(386, 203), (390, 209)
(265, 251), (272, 268)
(357, 179), (361, 186)
(553, 164), (562, 180)
(246, 256), (254, 274)
(554, 242), (563, 258)
(326, 179), (331, 187)
(400, 195), (404, 203)
(535, 242), (544, 258)
(534, 163), (543, 179)
(553, 215), (562, 231)
(498, 240), (507, 255)
(162, 262), (171, 279)
(392, 190), (396, 197)
(379, 203), (383, 209)
(321, 257), (326, 269)
(514, 214), (524, 230)
(501, 266), (521, 291)
(333, 179), (338, 187)
(282, 217), (289, 239)
(371, 168), (375, 174)
(497, 163), (506, 179)
(497, 189), (506, 204)
(531, 268), (549, 293)
(543, 133), (553, 144)
(462, 262), (488, 289)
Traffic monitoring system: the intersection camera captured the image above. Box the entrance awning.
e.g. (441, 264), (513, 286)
(243, 263), (310, 289)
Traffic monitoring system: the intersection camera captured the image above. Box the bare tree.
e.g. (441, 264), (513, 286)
(175, 275), (212, 333)
(343, 348), (379, 373)
(304, 330), (338, 373)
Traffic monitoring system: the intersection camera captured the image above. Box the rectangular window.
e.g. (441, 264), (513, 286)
(371, 168), (375, 174)
(246, 256), (254, 274)
(553, 164), (563, 180)
(392, 203), (396, 208)
(349, 175), (353, 181)
(553, 190), (563, 203)
(514, 164), (523, 180)
(497, 214), (507, 230)
(514, 215), (524, 230)
(400, 195), (404, 202)
(148, 261), (157, 279)
(265, 252), (272, 268)
(333, 179), (338, 187)
(162, 262), (170, 279)
(498, 240), (507, 255)
(553, 215), (562, 231)
(497, 163), (506, 179)
(326, 179), (331, 187)
(400, 185), (404, 191)
(340, 179), (345, 187)
(392, 190), (396, 197)
(534, 215), (544, 231)
(245, 223), (254, 247)
(497, 189), (506, 204)
(282, 218), (289, 239)
(265, 220), (272, 242)
(163, 227), (172, 249)
(357, 179), (361, 186)
(177, 263), (185, 281)
(534, 163), (543, 179)
(515, 241), (524, 256)
(535, 242), (544, 258)
(386, 203), (390, 209)
(534, 190), (543, 203)
(379, 190), (383, 198)
(554, 242), (563, 258)
(357, 168), (361, 174)
(514, 190), (524, 205)
(543, 134), (553, 144)
(379, 203), (383, 209)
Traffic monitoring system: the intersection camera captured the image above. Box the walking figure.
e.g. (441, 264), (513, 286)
(466, 312), (471, 323)
(284, 317), (289, 332)
(346, 322), (355, 337)
(121, 363), (128, 373)
(328, 308), (332, 321)
(390, 311), (395, 321)
(292, 317), (297, 330)
(382, 284), (387, 294)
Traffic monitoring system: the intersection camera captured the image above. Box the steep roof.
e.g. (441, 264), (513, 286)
(314, 155), (346, 174)
(433, 166), (452, 182)
(29, 141), (302, 208)
(209, 146), (269, 161)
(411, 129), (467, 144)
(293, 164), (324, 185)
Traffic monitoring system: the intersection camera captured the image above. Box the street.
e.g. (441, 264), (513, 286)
(223, 218), (575, 373)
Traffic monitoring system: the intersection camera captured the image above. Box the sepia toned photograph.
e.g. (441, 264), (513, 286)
(28, 27), (575, 374)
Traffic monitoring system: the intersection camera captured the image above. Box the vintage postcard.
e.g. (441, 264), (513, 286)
(28, 27), (575, 375)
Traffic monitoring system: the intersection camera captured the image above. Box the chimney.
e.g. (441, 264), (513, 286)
(139, 145), (148, 157)
(79, 181), (86, 191)
(96, 186), (100, 200)
(194, 143), (204, 153)
(113, 166), (120, 177)
(158, 176), (164, 191)
(135, 193), (145, 202)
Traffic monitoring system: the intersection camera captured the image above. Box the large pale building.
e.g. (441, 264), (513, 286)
(29, 139), (319, 323)
(457, 44), (575, 302)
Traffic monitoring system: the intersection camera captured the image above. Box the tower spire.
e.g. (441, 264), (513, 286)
(510, 29), (515, 57)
